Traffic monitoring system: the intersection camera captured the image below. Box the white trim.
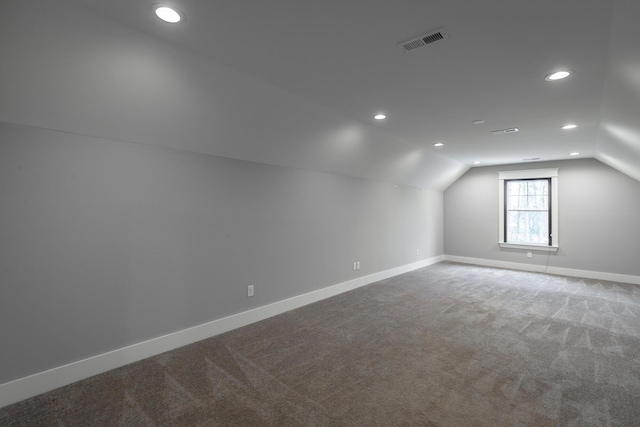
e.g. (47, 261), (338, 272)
(498, 243), (558, 252)
(445, 254), (548, 273)
(498, 168), (558, 180)
(444, 255), (640, 285)
(545, 265), (640, 285)
(498, 168), (559, 247)
(498, 178), (505, 240)
(0, 255), (444, 409)
(551, 175), (559, 245)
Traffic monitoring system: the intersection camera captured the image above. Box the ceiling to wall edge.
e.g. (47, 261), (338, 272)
(1, 120), (469, 194)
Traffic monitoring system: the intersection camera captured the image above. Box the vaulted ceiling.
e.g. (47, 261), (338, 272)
(1, 0), (639, 190)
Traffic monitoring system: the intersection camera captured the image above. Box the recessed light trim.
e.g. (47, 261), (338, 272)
(154, 5), (183, 23)
(374, 114), (386, 120)
(472, 120), (485, 125)
(545, 70), (571, 81)
(569, 152), (580, 156)
(473, 161), (481, 165)
(561, 124), (578, 130)
(433, 142), (444, 147)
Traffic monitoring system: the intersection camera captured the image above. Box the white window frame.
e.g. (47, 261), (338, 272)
(498, 168), (559, 252)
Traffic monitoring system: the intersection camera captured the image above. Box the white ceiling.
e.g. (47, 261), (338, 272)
(1, 0), (639, 190)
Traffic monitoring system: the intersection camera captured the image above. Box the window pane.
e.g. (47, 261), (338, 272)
(505, 179), (549, 244)
(506, 211), (549, 244)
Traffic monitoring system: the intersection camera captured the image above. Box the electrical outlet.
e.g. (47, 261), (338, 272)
(353, 262), (357, 270)
(247, 285), (254, 297)
(356, 261), (360, 270)
(527, 252), (532, 258)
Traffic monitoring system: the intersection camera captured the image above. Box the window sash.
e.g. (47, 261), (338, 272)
(504, 178), (552, 246)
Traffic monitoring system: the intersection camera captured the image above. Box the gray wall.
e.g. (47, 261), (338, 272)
(444, 158), (640, 276)
(0, 122), (443, 384)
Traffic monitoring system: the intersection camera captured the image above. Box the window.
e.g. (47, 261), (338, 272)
(498, 169), (558, 252)
(505, 179), (550, 245)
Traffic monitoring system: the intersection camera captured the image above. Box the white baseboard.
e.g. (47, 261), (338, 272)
(0, 255), (444, 409)
(444, 255), (640, 285)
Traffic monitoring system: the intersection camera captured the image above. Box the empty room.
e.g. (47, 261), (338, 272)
(1, 0), (640, 425)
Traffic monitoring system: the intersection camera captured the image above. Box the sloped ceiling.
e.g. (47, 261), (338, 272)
(0, 0), (638, 190)
(596, 0), (640, 182)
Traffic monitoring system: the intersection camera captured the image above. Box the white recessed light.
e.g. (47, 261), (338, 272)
(561, 124), (578, 130)
(545, 70), (571, 81)
(473, 161), (481, 165)
(154, 5), (183, 23)
(374, 114), (386, 120)
(433, 142), (444, 147)
(472, 120), (485, 125)
(569, 152), (580, 156)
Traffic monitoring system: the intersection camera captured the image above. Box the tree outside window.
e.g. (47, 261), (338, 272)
(505, 179), (550, 245)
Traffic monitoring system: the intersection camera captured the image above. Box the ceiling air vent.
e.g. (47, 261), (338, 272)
(491, 128), (519, 135)
(398, 28), (448, 52)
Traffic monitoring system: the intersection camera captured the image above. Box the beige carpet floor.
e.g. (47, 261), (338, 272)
(2, 262), (640, 426)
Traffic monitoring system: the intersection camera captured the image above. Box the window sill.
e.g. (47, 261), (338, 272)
(499, 243), (559, 252)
